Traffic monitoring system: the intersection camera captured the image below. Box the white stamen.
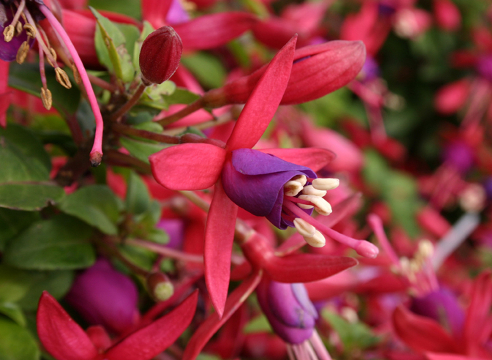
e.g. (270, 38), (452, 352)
(284, 180), (304, 197)
(312, 178), (339, 191)
(418, 240), (434, 258)
(292, 175), (307, 186)
(294, 218), (316, 237)
(299, 195), (332, 216)
(298, 203), (314, 210)
(304, 230), (326, 248)
(302, 185), (327, 197)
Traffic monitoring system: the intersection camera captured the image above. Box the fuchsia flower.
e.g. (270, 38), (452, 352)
(37, 290), (198, 360)
(150, 36), (377, 316)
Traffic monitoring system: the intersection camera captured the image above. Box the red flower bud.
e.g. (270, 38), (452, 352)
(203, 40), (366, 107)
(139, 26), (183, 85)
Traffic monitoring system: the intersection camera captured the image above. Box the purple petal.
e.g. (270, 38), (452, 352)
(157, 218), (184, 249)
(410, 287), (465, 338)
(0, 4), (35, 62)
(165, 0), (190, 25)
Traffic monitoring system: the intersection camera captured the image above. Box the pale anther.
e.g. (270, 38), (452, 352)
(291, 175), (307, 186)
(302, 185), (327, 197)
(418, 240), (434, 258)
(293, 218), (316, 237)
(284, 180), (303, 197)
(24, 23), (36, 38)
(55, 68), (72, 89)
(15, 21), (23, 36)
(299, 195), (332, 216)
(304, 230), (326, 248)
(16, 41), (30, 64)
(41, 88), (52, 110)
(3, 25), (14, 42)
(312, 178), (339, 191)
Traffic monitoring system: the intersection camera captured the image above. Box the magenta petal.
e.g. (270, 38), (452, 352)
(105, 291), (198, 360)
(204, 180), (239, 318)
(149, 143), (226, 190)
(37, 292), (99, 360)
(226, 36), (297, 151)
(259, 148), (335, 172)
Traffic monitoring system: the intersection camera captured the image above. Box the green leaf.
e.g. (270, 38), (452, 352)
(0, 209), (39, 251)
(4, 215), (95, 270)
(116, 23), (140, 59)
(17, 270), (74, 311)
(8, 63), (81, 115)
(322, 310), (380, 350)
(0, 303), (26, 326)
(133, 21), (155, 72)
(91, 7), (135, 82)
(0, 318), (40, 360)
(58, 185), (124, 235)
(166, 87), (201, 106)
(181, 52), (227, 89)
(0, 265), (32, 303)
(120, 137), (167, 164)
(243, 315), (273, 333)
(88, 0), (141, 19)
(126, 171), (151, 215)
(0, 183), (65, 211)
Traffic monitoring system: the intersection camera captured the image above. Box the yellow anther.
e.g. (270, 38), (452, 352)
(47, 48), (57, 67)
(71, 62), (81, 84)
(55, 68), (72, 89)
(418, 239), (434, 259)
(312, 178), (339, 191)
(16, 41), (30, 64)
(24, 23), (36, 38)
(305, 230), (326, 248)
(15, 21), (23, 36)
(291, 175), (307, 186)
(40, 88), (52, 110)
(301, 185), (327, 197)
(293, 219), (326, 247)
(3, 25), (14, 42)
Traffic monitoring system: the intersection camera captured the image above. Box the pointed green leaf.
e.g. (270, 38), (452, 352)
(0, 303), (26, 326)
(0, 318), (40, 360)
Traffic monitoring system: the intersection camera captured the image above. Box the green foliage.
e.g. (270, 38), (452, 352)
(0, 317), (40, 360)
(3, 215), (95, 270)
(181, 52), (227, 89)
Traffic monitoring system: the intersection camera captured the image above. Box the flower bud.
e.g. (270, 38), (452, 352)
(139, 26), (183, 86)
(146, 272), (174, 301)
(65, 258), (139, 334)
(256, 279), (318, 344)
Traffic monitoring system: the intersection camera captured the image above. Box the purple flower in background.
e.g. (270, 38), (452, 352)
(476, 55), (492, 82)
(166, 0), (190, 25)
(359, 56), (380, 82)
(65, 258), (139, 334)
(410, 287), (465, 337)
(442, 141), (474, 174)
(157, 218), (184, 249)
(257, 279), (318, 344)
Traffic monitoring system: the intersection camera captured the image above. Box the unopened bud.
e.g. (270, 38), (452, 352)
(16, 41), (29, 64)
(139, 26), (183, 85)
(41, 88), (52, 110)
(55, 67), (72, 89)
(146, 272), (174, 301)
(24, 23), (36, 38)
(3, 25), (14, 42)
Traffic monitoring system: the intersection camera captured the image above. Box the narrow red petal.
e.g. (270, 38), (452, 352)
(141, 0), (173, 29)
(265, 254), (358, 283)
(37, 292), (99, 360)
(183, 271), (262, 360)
(204, 180), (239, 317)
(105, 291), (198, 360)
(392, 305), (460, 354)
(0, 92), (11, 128)
(173, 12), (258, 51)
(259, 148), (335, 172)
(426, 353), (485, 360)
(149, 143), (226, 190)
(226, 36), (297, 151)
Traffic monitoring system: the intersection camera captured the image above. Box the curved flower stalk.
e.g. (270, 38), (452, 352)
(37, 290), (198, 360)
(150, 36), (377, 316)
(0, 0), (105, 165)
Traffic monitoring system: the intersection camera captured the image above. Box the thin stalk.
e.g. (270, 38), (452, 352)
(163, 112), (232, 136)
(105, 149), (151, 172)
(100, 237), (150, 277)
(113, 123), (180, 144)
(156, 98), (206, 126)
(87, 73), (117, 92)
(127, 238), (205, 263)
(40, 4), (105, 164)
(110, 83), (147, 122)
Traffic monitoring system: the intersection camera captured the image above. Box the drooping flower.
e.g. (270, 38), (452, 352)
(150, 36), (377, 316)
(0, 0), (105, 165)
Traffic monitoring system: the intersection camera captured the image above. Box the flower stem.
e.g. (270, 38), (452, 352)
(105, 149), (151, 173)
(113, 123), (180, 144)
(127, 238), (205, 263)
(156, 98), (206, 126)
(39, 4), (105, 166)
(110, 83), (147, 122)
